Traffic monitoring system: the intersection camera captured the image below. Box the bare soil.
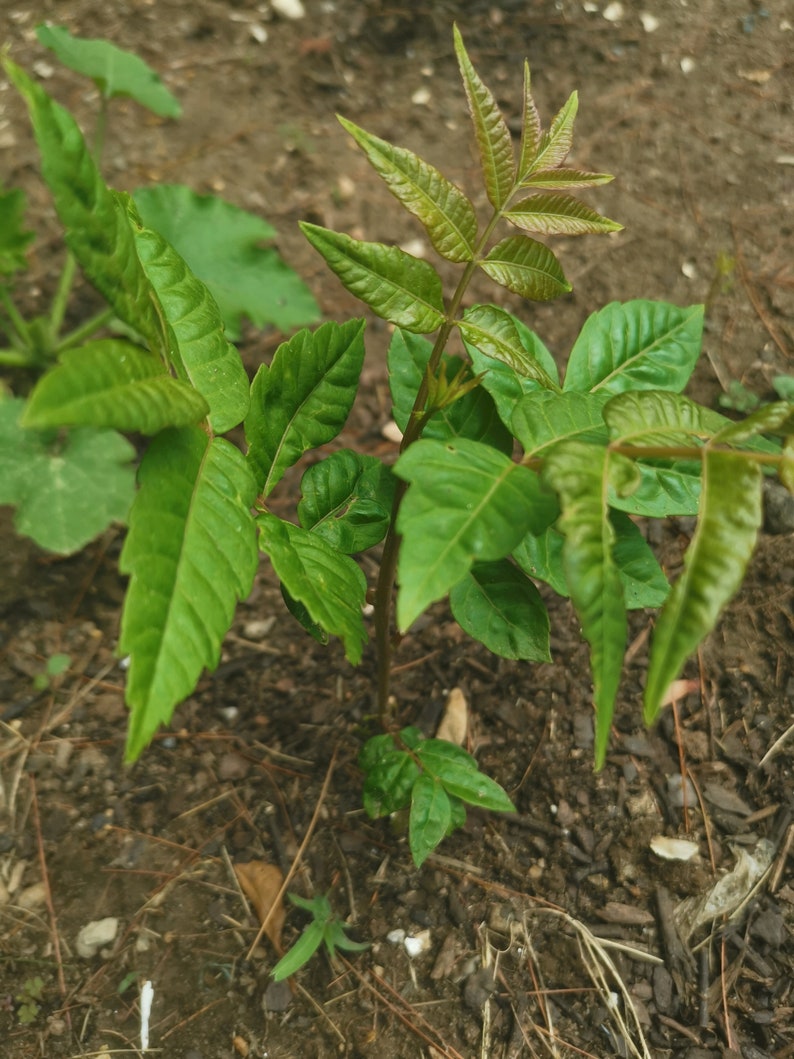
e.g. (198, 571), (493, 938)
(1, 2), (793, 1058)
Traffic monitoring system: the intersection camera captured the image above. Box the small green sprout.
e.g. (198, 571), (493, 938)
(271, 894), (368, 982)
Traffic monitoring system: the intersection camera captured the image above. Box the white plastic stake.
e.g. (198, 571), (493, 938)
(140, 979), (154, 1051)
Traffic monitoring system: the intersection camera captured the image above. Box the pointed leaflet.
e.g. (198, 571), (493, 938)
(395, 438), (558, 631)
(480, 236), (571, 302)
(387, 329), (511, 452)
(513, 526), (568, 596)
(416, 740), (515, 813)
(563, 301), (704, 395)
(131, 216), (250, 433)
(22, 340), (209, 433)
(712, 401), (794, 446)
(257, 511), (367, 663)
(246, 319), (365, 496)
(520, 169), (614, 190)
(300, 223), (445, 333)
(504, 194), (622, 237)
(604, 390), (721, 445)
(518, 61), (542, 182)
(459, 305), (561, 390)
(4, 60), (167, 356)
(363, 752), (420, 817)
(449, 559), (551, 661)
(338, 117), (478, 263)
(297, 450), (395, 553)
(410, 773), (452, 868)
(453, 25), (516, 210)
(119, 428), (258, 761)
(133, 184), (319, 340)
(543, 442), (628, 768)
(512, 391), (610, 458)
(520, 92), (578, 181)
(644, 451), (762, 724)
(35, 25), (181, 117)
(0, 187), (34, 274)
(0, 398), (135, 554)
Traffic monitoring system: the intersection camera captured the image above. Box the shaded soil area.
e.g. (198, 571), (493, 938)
(1, 2), (793, 1058)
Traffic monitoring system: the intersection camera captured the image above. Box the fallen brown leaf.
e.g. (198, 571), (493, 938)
(234, 860), (286, 954)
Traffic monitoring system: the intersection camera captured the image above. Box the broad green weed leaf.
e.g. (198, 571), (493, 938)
(0, 187), (34, 273)
(480, 236), (571, 302)
(449, 559), (551, 661)
(363, 751), (420, 817)
(338, 116), (478, 263)
(604, 390), (720, 445)
(387, 329), (512, 452)
(272, 921), (325, 982)
(301, 223), (445, 334)
(417, 741), (515, 814)
(543, 442), (626, 768)
(36, 25), (180, 116)
(133, 185), (319, 339)
(131, 217), (249, 433)
(257, 511), (367, 663)
(521, 92), (578, 179)
(23, 340), (208, 433)
(298, 451), (395, 553)
(326, 922), (369, 954)
(512, 391), (609, 457)
(459, 305), (561, 391)
(0, 397), (135, 554)
(4, 60), (167, 355)
(246, 319), (366, 496)
(513, 526), (568, 596)
(610, 461), (702, 518)
(644, 451), (762, 724)
(611, 511), (669, 609)
(410, 773), (451, 867)
(120, 428), (258, 761)
(564, 301), (704, 395)
(504, 193), (622, 236)
(395, 438), (558, 630)
(453, 25), (516, 210)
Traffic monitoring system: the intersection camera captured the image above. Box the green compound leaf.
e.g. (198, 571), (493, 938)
(272, 920), (325, 982)
(644, 451), (763, 724)
(417, 740), (515, 814)
(362, 750), (421, 818)
(395, 438), (558, 631)
(257, 511), (367, 664)
(480, 236), (571, 302)
(387, 329), (512, 452)
(610, 461), (702, 518)
(300, 223), (445, 334)
(543, 442), (627, 768)
(23, 340), (209, 433)
(520, 91), (578, 180)
(504, 193), (622, 237)
(409, 773), (452, 868)
(133, 184), (319, 340)
(563, 301), (704, 395)
(0, 186), (34, 274)
(338, 116), (478, 263)
(131, 217), (250, 434)
(246, 319), (366, 496)
(119, 428), (258, 761)
(4, 60), (167, 356)
(511, 391), (610, 458)
(453, 25), (515, 210)
(604, 389), (722, 445)
(459, 305), (561, 391)
(297, 450), (395, 553)
(35, 25), (181, 117)
(0, 397), (135, 554)
(450, 559), (551, 661)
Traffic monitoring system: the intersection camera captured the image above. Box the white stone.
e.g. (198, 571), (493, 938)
(271, 0), (305, 19)
(76, 917), (119, 958)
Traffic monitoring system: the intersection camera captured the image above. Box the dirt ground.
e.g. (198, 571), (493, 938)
(1, 2), (793, 1057)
